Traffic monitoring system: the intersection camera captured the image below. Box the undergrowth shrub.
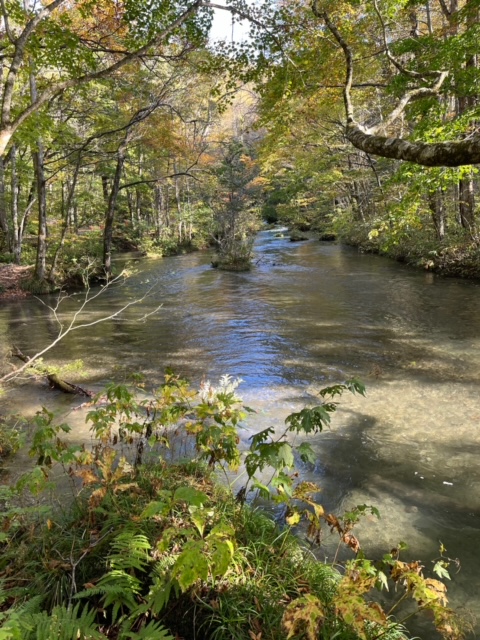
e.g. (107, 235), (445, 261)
(0, 416), (23, 460)
(0, 373), (468, 640)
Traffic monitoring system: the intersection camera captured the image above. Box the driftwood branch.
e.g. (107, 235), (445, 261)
(11, 346), (92, 397)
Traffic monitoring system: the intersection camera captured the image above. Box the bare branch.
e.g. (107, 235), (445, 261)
(1, 272), (162, 384)
(370, 71), (449, 134)
(119, 171), (199, 190)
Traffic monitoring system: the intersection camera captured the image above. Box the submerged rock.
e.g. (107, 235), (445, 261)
(289, 231), (308, 242)
(319, 232), (337, 241)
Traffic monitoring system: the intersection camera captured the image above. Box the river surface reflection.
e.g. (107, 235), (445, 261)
(1, 228), (480, 636)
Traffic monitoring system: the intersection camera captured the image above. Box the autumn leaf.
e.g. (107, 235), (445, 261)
(89, 486), (107, 508)
(75, 468), (99, 486)
(343, 532), (360, 553)
(283, 595), (324, 640)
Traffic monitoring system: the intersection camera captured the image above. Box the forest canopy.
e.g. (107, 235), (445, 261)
(1, 0), (480, 286)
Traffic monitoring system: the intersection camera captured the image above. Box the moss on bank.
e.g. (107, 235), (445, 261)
(334, 218), (480, 280)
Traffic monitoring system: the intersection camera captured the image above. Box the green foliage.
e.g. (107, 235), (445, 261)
(211, 139), (262, 271)
(20, 278), (55, 295)
(54, 234), (104, 287)
(0, 416), (23, 460)
(244, 379), (365, 501)
(0, 602), (104, 640)
(0, 373), (466, 640)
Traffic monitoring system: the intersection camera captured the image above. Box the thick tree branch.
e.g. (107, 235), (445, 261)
(371, 71), (449, 134)
(345, 123), (480, 166)
(315, 5), (478, 166)
(2, 0), (69, 128)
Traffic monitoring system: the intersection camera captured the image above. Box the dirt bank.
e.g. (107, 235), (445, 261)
(0, 264), (32, 300)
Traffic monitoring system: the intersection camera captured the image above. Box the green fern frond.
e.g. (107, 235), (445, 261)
(0, 595), (44, 640)
(109, 532), (152, 573)
(76, 574), (140, 623)
(119, 619), (174, 639)
(0, 602), (105, 640)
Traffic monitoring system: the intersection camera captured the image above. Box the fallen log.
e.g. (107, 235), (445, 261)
(11, 346), (93, 398)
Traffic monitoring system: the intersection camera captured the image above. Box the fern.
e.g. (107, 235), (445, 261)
(75, 531), (152, 624)
(0, 602), (105, 640)
(108, 532), (152, 573)
(0, 595), (44, 640)
(119, 620), (174, 639)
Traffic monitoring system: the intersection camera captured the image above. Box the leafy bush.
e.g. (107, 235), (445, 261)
(0, 374), (467, 640)
(20, 277), (55, 295)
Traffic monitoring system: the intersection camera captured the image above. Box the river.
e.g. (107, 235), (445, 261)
(1, 228), (480, 636)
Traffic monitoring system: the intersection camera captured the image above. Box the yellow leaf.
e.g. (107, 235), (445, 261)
(286, 511), (301, 526)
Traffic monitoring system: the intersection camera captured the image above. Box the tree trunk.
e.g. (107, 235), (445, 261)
(458, 173), (476, 234)
(49, 157), (81, 281)
(429, 189), (446, 240)
(154, 184), (162, 241)
(33, 142), (47, 281)
(0, 156), (9, 245)
(11, 144), (21, 264)
(425, 1), (433, 35)
(126, 186), (135, 228)
(28, 68), (48, 282)
(103, 140), (128, 276)
(14, 180), (36, 265)
(101, 175), (110, 203)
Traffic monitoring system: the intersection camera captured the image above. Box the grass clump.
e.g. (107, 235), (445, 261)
(0, 458), (341, 640)
(197, 508), (340, 640)
(0, 415), (23, 460)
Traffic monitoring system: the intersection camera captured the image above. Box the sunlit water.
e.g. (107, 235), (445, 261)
(1, 229), (480, 636)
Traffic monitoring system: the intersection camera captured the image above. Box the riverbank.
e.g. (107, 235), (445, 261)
(0, 264), (33, 300)
(3, 227), (480, 302)
(332, 221), (480, 279)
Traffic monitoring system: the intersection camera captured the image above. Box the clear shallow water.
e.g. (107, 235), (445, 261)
(1, 229), (480, 635)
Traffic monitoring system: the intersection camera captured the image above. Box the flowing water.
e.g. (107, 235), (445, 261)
(1, 228), (480, 636)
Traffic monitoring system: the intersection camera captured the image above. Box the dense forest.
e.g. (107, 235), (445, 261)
(0, 0), (480, 291)
(0, 1), (479, 638)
